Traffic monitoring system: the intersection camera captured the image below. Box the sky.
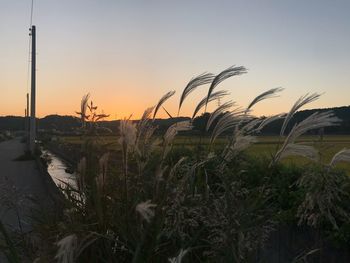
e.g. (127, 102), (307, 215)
(1, 0), (350, 119)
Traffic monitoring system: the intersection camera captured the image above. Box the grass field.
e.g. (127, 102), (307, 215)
(57, 134), (350, 171)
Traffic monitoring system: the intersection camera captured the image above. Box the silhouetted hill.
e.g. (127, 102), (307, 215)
(192, 105), (350, 135)
(39, 115), (81, 131)
(262, 105), (350, 135)
(0, 106), (349, 134)
(0, 115), (80, 132)
(0, 114), (190, 134)
(0, 116), (24, 130)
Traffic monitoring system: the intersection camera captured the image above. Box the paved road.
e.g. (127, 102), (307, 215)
(0, 138), (51, 261)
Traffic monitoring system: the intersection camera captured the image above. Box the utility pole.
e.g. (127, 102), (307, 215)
(26, 93), (29, 133)
(29, 25), (36, 154)
(24, 108), (27, 132)
(25, 93), (29, 150)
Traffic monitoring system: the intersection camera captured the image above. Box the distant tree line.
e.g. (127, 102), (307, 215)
(192, 105), (350, 135)
(0, 105), (349, 135)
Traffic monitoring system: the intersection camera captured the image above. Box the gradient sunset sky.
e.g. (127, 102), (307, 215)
(1, 0), (350, 119)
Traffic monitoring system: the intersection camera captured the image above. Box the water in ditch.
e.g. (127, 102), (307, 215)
(42, 150), (77, 189)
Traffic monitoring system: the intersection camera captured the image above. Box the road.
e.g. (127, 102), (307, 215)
(0, 138), (50, 261)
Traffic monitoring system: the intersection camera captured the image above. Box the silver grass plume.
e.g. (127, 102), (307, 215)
(178, 72), (215, 114)
(134, 107), (161, 175)
(143, 125), (158, 146)
(136, 127), (160, 176)
(55, 234), (78, 263)
(223, 134), (257, 162)
(206, 101), (235, 131)
(137, 106), (159, 148)
(164, 121), (193, 144)
(279, 143), (319, 161)
(135, 200), (157, 223)
(192, 90), (229, 120)
(246, 87), (284, 112)
(240, 118), (263, 134)
(138, 106), (154, 130)
(206, 66), (247, 108)
(254, 113), (285, 133)
(280, 93), (321, 136)
(153, 91), (175, 120)
(75, 93), (90, 128)
(285, 111), (340, 143)
(232, 134), (257, 152)
(144, 126), (160, 150)
(219, 114), (257, 162)
(136, 107), (154, 143)
(211, 112), (236, 144)
(168, 249), (188, 263)
(96, 153), (110, 193)
(119, 118), (136, 181)
(118, 118), (137, 150)
(210, 109), (248, 144)
(163, 121), (192, 157)
(272, 111), (340, 165)
(329, 148), (350, 167)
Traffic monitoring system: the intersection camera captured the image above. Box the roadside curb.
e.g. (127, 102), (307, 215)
(35, 155), (65, 211)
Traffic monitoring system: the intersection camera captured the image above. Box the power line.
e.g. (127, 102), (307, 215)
(30, 0), (34, 27)
(26, 0), (34, 93)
